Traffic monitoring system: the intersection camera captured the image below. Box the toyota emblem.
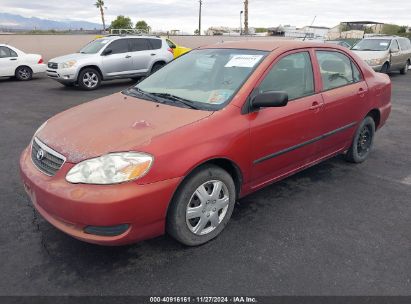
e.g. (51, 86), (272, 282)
(36, 149), (45, 161)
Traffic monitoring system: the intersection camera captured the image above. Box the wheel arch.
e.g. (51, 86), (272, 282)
(14, 65), (32, 75)
(77, 65), (103, 80)
(366, 108), (381, 129)
(165, 157), (243, 218)
(150, 60), (166, 72)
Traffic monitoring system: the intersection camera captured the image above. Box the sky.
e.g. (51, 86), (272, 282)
(0, 0), (410, 33)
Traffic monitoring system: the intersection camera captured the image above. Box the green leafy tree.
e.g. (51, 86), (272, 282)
(95, 0), (106, 31)
(110, 15), (133, 29)
(382, 24), (402, 35)
(135, 20), (151, 33)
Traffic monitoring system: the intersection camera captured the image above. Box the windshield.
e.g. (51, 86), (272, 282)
(133, 49), (268, 110)
(352, 39), (391, 51)
(79, 38), (111, 54)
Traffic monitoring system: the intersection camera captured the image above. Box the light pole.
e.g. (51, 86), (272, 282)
(240, 11), (243, 35)
(198, 0), (203, 36)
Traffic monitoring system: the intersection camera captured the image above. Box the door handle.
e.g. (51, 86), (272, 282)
(357, 88), (367, 97)
(150, 53), (156, 56)
(309, 101), (322, 110)
(9, 58), (17, 61)
(125, 55), (132, 59)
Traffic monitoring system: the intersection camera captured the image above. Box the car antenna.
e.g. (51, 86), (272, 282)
(303, 15), (317, 41)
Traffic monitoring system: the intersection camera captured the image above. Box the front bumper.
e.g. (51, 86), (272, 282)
(19, 147), (181, 245)
(46, 67), (78, 83)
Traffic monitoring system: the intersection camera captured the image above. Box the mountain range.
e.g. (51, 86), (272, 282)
(0, 13), (101, 31)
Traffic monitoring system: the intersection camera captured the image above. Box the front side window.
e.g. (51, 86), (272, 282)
(390, 40), (400, 52)
(316, 51), (360, 91)
(352, 39), (391, 51)
(130, 38), (150, 52)
(258, 52), (314, 101)
(106, 39), (130, 55)
(130, 49), (268, 110)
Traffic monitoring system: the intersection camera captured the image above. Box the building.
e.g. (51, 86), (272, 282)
(327, 21), (385, 40)
(268, 25), (329, 39)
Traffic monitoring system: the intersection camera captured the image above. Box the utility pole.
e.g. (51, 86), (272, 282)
(198, 0), (203, 36)
(244, 0), (249, 35)
(240, 11), (243, 35)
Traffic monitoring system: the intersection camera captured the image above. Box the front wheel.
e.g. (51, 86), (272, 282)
(15, 66), (33, 81)
(345, 116), (376, 163)
(78, 68), (101, 90)
(167, 165), (236, 246)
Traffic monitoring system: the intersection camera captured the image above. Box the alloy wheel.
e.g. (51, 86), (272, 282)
(357, 125), (372, 157)
(18, 68), (31, 80)
(82, 72), (99, 88)
(186, 180), (230, 236)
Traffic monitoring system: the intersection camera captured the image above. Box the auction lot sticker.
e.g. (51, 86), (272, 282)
(225, 55), (264, 68)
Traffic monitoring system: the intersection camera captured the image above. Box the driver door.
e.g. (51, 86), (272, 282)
(248, 50), (325, 189)
(390, 39), (402, 70)
(0, 46), (19, 77)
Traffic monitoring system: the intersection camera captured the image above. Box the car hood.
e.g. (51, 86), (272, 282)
(49, 53), (95, 63)
(352, 50), (388, 61)
(37, 93), (213, 163)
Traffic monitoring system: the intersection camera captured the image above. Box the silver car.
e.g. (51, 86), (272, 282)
(352, 36), (411, 74)
(47, 36), (174, 90)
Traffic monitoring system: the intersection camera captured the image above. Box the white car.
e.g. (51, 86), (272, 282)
(0, 44), (46, 80)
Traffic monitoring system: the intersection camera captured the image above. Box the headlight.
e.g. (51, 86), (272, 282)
(365, 58), (384, 66)
(66, 152), (153, 184)
(60, 60), (77, 69)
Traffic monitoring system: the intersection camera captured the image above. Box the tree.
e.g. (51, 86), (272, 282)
(110, 15), (133, 29)
(135, 20), (151, 33)
(194, 29), (200, 35)
(382, 24), (402, 35)
(95, 0), (106, 31)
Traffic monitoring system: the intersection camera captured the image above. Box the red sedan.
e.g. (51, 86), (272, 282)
(20, 41), (391, 246)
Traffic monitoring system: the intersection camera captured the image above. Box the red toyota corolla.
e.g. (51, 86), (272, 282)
(20, 41), (391, 246)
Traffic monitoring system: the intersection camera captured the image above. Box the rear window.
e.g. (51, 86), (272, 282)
(148, 39), (162, 50)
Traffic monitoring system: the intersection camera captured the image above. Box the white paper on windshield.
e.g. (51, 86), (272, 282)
(380, 42), (389, 46)
(225, 55), (263, 68)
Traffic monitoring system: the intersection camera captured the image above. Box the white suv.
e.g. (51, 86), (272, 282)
(47, 36), (174, 90)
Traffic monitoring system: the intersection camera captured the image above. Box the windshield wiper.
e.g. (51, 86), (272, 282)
(149, 93), (200, 109)
(125, 87), (165, 104)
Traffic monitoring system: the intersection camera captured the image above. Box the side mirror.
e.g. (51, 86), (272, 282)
(102, 49), (112, 56)
(251, 91), (288, 110)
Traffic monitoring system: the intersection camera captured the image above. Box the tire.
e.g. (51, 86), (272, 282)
(345, 116), (376, 163)
(150, 62), (165, 75)
(15, 66), (33, 81)
(400, 61), (409, 75)
(380, 62), (389, 74)
(167, 164), (236, 246)
(78, 68), (101, 90)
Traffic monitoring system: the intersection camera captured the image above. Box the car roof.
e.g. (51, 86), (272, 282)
(104, 35), (161, 41)
(199, 40), (346, 52)
(363, 36), (398, 40)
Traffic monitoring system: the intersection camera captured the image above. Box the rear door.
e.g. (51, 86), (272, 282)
(101, 39), (132, 77)
(249, 50), (325, 188)
(129, 38), (153, 74)
(314, 49), (368, 156)
(0, 46), (19, 76)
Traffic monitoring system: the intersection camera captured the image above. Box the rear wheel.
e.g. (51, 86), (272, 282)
(400, 61), (409, 75)
(345, 116), (375, 163)
(15, 66), (33, 81)
(167, 165), (236, 246)
(78, 68), (101, 90)
(150, 62), (165, 75)
(380, 62), (389, 74)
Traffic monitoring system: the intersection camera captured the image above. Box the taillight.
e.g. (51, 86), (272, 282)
(168, 48), (174, 55)
(38, 58), (44, 64)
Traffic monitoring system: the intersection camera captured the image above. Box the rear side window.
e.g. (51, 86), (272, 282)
(259, 52), (314, 101)
(148, 39), (162, 50)
(0, 46), (13, 58)
(166, 39), (176, 48)
(316, 51), (360, 91)
(398, 38), (411, 51)
(130, 38), (151, 52)
(107, 39), (130, 54)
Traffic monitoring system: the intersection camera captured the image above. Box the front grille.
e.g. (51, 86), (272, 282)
(48, 62), (58, 69)
(31, 137), (65, 176)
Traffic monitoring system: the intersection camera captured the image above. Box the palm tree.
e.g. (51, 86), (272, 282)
(95, 0), (106, 32)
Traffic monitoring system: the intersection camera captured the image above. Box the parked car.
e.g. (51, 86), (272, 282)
(46, 35), (174, 90)
(0, 44), (46, 80)
(20, 41), (391, 246)
(352, 36), (411, 74)
(325, 40), (351, 48)
(165, 38), (191, 58)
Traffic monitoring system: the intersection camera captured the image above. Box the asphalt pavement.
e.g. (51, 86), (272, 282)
(0, 73), (410, 296)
